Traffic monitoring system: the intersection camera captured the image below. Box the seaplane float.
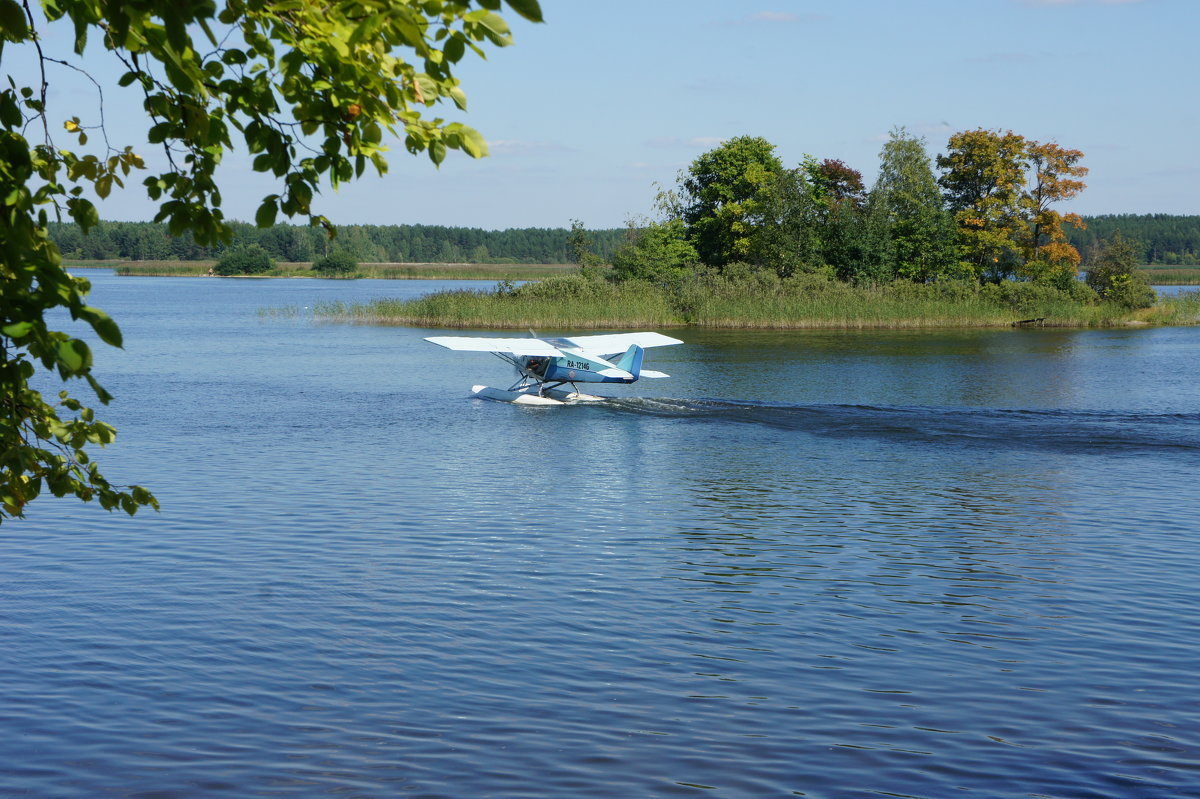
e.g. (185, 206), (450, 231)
(424, 331), (683, 405)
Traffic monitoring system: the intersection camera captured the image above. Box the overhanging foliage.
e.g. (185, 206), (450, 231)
(0, 0), (542, 522)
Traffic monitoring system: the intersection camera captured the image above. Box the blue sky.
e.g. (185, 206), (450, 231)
(19, 0), (1198, 229)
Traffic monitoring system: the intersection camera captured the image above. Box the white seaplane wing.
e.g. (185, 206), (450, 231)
(424, 336), (564, 356)
(559, 332), (683, 355)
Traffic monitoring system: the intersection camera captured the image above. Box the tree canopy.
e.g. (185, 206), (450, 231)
(936, 129), (1088, 281)
(617, 127), (1099, 291)
(0, 0), (542, 522)
(1085, 230), (1156, 309)
(680, 135), (784, 267)
(214, 243), (272, 275)
(936, 129), (1031, 278)
(873, 127), (958, 282)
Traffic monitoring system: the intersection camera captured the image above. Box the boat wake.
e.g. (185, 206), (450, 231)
(600, 397), (1200, 457)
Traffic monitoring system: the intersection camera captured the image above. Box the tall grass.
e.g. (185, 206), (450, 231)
(1138, 266), (1200, 285)
(1138, 289), (1200, 324)
(303, 270), (1179, 330)
(360, 262), (590, 280)
(315, 277), (677, 328)
(114, 261), (215, 276)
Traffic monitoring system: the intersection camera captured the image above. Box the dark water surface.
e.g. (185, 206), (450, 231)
(3, 273), (1199, 798)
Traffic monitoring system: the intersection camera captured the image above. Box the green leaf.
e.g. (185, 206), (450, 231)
(2, 321), (34, 338)
(370, 151), (388, 176)
(443, 35), (465, 63)
(0, 0), (29, 42)
(429, 139), (446, 166)
(57, 339), (88, 373)
(458, 126), (488, 158)
(79, 306), (123, 348)
(0, 90), (22, 127)
(163, 11), (188, 52)
(415, 75), (438, 104)
(289, 180), (312, 212)
(68, 198), (100, 232)
(72, 15), (87, 53)
(147, 123), (171, 144)
(255, 197), (278, 228)
(85, 373), (113, 405)
(504, 0), (544, 23)
(472, 11), (512, 44)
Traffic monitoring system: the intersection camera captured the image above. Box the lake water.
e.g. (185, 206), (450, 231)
(3, 273), (1199, 798)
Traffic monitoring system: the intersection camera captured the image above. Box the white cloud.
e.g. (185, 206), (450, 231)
(715, 10), (829, 26)
(749, 11), (800, 22)
(487, 140), (570, 156)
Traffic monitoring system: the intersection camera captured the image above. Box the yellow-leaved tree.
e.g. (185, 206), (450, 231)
(936, 128), (1031, 280)
(1020, 141), (1088, 283)
(937, 128), (1088, 284)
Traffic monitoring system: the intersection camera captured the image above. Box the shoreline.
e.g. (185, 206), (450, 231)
(273, 277), (1200, 331)
(64, 261), (1200, 286)
(313, 315), (1172, 331)
(85, 260), (586, 281)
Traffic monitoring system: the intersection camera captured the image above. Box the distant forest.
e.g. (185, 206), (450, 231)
(49, 221), (625, 265)
(50, 214), (1198, 266)
(1066, 215), (1200, 265)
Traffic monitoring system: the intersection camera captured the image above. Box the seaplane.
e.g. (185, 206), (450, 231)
(424, 331), (683, 405)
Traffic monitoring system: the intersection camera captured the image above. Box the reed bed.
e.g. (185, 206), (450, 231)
(293, 271), (1181, 330)
(1138, 289), (1200, 324)
(313, 278), (678, 329)
(114, 261), (216, 276)
(1138, 266), (1200, 285)
(676, 275), (1131, 328)
(360, 262), (586, 280)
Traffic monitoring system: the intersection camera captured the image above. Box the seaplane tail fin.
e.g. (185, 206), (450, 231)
(612, 344), (644, 378)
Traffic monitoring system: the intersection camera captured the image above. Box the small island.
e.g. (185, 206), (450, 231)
(314, 130), (1200, 329)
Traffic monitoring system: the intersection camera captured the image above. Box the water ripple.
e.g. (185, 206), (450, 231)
(4, 276), (1200, 798)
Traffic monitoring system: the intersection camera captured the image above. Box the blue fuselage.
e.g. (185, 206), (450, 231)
(520, 349), (636, 384)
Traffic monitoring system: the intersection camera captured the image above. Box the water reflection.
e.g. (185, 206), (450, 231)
(678, 326), (1200, 414)
(643, 414), (1118, 745)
